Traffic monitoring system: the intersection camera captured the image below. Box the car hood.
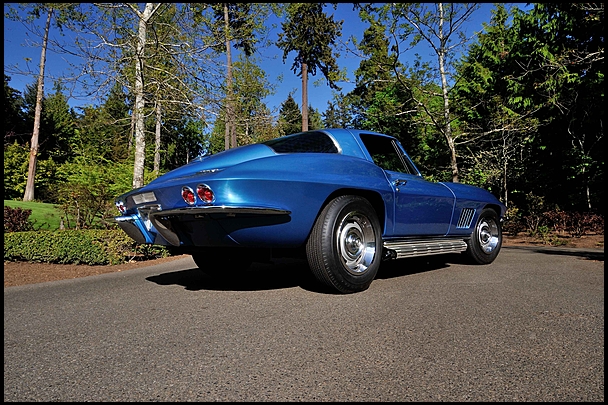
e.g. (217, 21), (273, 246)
(147, 143), (276, 185)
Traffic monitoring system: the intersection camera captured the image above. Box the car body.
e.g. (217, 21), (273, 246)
(114, 128), (506, 293)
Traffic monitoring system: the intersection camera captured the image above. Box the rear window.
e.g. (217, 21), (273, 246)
(263, 131), (339, 154)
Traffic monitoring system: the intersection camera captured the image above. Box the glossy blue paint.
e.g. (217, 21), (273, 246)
(114, 129), (506, 249)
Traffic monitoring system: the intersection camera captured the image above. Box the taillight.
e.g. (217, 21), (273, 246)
(197, 184), (215, 204)
(181, 186), (196, 205)
(115, 200), (126, 214)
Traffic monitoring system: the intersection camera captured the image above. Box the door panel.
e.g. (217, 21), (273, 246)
(386, 171), (454, 236)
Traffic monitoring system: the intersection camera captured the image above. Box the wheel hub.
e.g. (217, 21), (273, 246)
(477, 218), (500, 253)
(337, 212), (376, 275)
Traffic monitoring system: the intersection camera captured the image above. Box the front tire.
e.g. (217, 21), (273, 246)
(466, 208), (502, 264)
(306, 195), (382, 293)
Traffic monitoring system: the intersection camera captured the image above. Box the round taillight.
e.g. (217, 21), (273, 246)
(197, 184), (215, 204)
(181, 186), (196, 205)
(115, 201), (126, 214)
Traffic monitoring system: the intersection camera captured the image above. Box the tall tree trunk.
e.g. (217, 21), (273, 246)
(301, 62), (308, 132)
(224, 4), (236, 149)
(130, 3), (160, 189)
(154, 101), (161, 176)
(23, 8), (52, 202)
(502, 145), (509, 207)
(128, 111), (135, 152)
(437, 3), (458, 183)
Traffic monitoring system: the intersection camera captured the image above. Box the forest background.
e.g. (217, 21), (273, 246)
(3, 3), (604, 236)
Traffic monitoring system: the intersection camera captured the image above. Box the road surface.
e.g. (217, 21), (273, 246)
(4, 246), (604, 401)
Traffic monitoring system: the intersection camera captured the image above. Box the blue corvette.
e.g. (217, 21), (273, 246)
(115, 128), (506, 293)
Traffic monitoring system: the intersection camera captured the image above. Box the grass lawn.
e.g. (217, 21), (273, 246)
(4, 200), (64, 231)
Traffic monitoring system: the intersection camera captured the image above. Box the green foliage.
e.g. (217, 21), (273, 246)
(208, 56), (282, 149)
(52, 159), (133, 229)
(504, 4), (605, 211)
(459, 167), (495, 190)
(43, 83), (77, 163)
(4, 229), (169, 265)
(322, 93), (352, 128)
(502, 204), (526, 235)
(154, 116), (208, 170)
(277, 3), (344, 90)
(207, 4), (259, 57)
(307, 104), (323, 130)
(3, 141), (59, 201)
(229, 54), (277, 147)
(4, 74), (27, 139)
(3, 142), (29, 200)
(278, 94), (302, 135)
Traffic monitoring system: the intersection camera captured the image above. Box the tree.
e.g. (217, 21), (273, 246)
(162, 117), (207, 168)
(232, 54), (277, 145)
(307, 104), (323, 130)
(386, 3), (483, 183)
(23, 5), (51, 201)
(78, 3), (213, 188)
(5, 3), (85, 201)
(101, 81), (132, 162)
(278, 94), (302, 136)
(512, 3), (604, 210)
(126, 3), (163, 189)
(322, 92), (352, 128)
(3, 75), (27, 143)
(196, 3), (275, 150)
(347, 6), (419, 156)
(276, 3), (343, 132)
(452, 4), (541, 205)
(211, 3), (254, 150)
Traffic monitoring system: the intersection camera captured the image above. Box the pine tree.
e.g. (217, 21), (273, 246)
(276, 3), (343, 132)
(278, 94), (302, 136)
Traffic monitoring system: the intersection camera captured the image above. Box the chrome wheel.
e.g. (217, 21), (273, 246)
(336, 211), (377, 275)
(476, 217), (500, 254)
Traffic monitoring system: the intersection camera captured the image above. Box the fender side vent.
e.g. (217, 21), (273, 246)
(456, 208), (475, 228)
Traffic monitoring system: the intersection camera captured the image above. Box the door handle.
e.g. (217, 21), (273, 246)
(393, 179), (407, 191)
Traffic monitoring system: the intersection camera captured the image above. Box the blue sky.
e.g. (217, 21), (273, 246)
(4, 3), (518, 117)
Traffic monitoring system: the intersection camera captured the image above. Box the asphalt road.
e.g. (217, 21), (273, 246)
(4, 246), (604, 402)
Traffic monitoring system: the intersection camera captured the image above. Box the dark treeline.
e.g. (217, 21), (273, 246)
(3, 3), (604, 229)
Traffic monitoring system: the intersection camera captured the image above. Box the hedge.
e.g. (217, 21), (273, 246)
(4, 229), (169, 265)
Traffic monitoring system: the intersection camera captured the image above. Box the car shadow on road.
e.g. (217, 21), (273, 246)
(146, 256), (457, 294)
(502, 245), (604, 262)
(145, 247), (603, 293)
(146, 258), (338, 294)
(375, 255), (454, 280)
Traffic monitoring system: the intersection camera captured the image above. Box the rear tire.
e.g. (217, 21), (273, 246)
(466, 208), (502, 264)
(306, 195), (382, 293)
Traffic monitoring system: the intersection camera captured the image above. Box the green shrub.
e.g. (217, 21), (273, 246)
(502, 204), (527, 235)
(4, 229), (169, 265)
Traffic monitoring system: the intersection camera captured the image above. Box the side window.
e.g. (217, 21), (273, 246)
(359, 134), (413, 174)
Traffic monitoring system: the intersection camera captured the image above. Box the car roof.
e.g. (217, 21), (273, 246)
(319, 128), (396, 160)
